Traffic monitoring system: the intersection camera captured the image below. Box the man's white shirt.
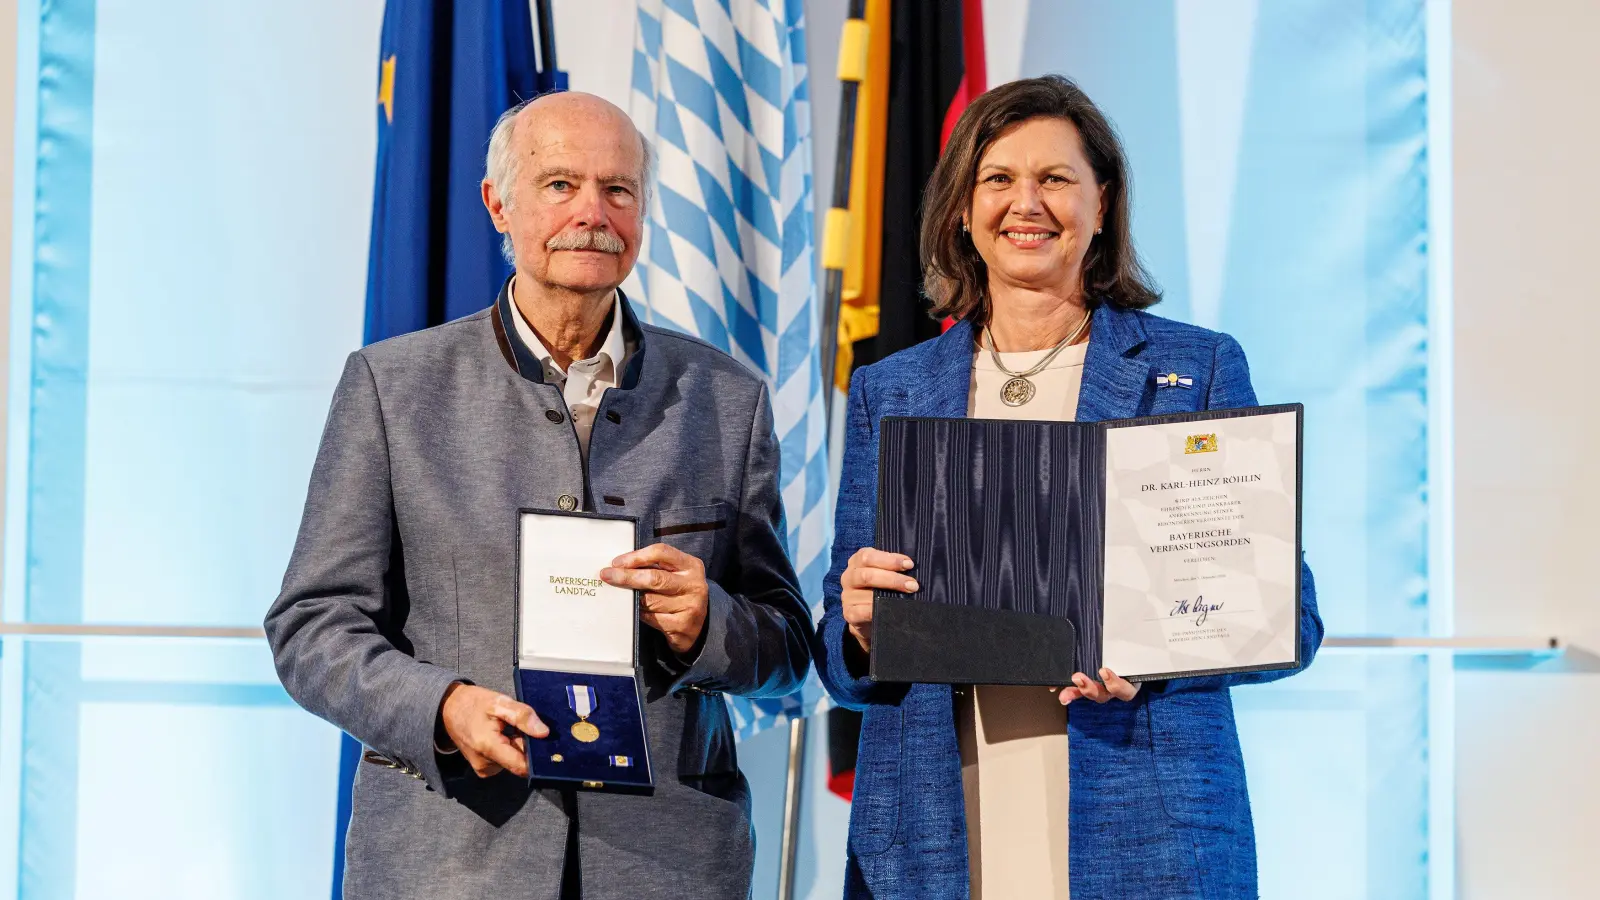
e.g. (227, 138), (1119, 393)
(508, 279), (631, 459)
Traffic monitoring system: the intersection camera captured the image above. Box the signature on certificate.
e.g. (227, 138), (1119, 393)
(1170, 595), (1224, 627)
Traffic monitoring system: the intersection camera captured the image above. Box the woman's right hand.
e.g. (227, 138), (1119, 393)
(840, 547), (918, 653)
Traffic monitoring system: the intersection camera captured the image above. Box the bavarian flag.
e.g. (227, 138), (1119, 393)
(832, 0), (987, 391)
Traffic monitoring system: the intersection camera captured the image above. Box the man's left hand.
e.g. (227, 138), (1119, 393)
(600, 543), (709, 656)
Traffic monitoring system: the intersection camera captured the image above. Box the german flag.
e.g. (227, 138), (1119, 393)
(826, 0), (987, 801)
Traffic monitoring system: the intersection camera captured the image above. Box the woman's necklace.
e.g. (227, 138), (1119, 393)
(983, 310), (1093, 407)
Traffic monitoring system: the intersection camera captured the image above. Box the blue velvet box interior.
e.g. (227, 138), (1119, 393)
(516, 667), (653, 792)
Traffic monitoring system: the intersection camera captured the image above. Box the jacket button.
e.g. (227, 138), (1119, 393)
(545, 409), (565, 424)
(605, 410), (622, 424)
(557, 494), (579, 511)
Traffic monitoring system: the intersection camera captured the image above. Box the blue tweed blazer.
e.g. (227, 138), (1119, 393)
(816, 304), (1324, 900)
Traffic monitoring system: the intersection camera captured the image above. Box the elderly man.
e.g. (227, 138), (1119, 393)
(266, 92), (813, 900)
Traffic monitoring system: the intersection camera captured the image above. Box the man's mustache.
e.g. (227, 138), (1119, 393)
(546, 229), (626, 253)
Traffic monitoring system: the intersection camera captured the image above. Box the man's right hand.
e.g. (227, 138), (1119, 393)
(438, 682), (549, 778)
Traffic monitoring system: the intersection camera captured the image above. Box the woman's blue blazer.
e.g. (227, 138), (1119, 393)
(816, 305), (1324, 900)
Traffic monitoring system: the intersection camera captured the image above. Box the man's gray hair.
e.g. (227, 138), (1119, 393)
(484, 97), (656, 264)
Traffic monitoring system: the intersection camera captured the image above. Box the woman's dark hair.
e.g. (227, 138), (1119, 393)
(921, 74), (1161, 323)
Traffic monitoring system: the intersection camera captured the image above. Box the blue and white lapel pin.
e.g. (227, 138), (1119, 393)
(1155, 372), (1194, 389)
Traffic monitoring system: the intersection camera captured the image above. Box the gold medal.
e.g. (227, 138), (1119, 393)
(567, 685), (601, 742)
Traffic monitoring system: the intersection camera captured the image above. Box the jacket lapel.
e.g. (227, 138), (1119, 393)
(1074, 303), (1152, 423)
(912, 320), (978, 419)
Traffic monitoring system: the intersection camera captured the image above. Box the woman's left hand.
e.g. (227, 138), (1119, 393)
(1059, 668), (1140, 706)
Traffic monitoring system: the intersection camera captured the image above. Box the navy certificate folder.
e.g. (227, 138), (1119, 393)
(870, 405), (1303, 685)
(514, 508), (654, 793)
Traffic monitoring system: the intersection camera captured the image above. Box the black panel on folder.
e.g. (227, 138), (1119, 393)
(869, 594), (1076, 685)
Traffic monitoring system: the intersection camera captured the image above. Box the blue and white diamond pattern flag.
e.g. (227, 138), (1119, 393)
(628, 0), (831, 737)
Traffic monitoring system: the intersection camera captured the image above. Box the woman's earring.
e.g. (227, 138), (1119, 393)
(962, 222), (970, 233)
(1094, 227), (1102, 235)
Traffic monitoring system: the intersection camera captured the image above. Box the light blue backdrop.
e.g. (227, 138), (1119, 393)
(1, 1), (1437, 898)
(4, 1), (380, 897)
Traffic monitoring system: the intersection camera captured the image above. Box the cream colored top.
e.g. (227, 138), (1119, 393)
(958, 339), (1087, 900)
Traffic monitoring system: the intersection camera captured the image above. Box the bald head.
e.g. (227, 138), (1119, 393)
(481, 91), (650, 303)
(484, 92), (653, 214)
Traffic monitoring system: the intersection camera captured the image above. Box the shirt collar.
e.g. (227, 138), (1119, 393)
(508, 277), (626, 381)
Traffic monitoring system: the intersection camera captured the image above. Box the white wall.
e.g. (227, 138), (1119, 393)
(1451, 2), (1600, 898)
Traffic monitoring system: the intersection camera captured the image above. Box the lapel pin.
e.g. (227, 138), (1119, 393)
(1155, 372), (1194, 389)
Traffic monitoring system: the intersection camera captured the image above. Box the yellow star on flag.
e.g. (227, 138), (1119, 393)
(378, 54), (396, 124)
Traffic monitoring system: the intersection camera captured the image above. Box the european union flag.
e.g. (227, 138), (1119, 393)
(363, 0), (553, 344)
(337, 2), (560, 896)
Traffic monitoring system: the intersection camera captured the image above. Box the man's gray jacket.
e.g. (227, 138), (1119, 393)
(265, 283), (814, 900)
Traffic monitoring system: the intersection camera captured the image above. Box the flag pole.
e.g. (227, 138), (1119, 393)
(819, 0), (870, 426)
(531, 0), (569, 93)
(775, 716), (810, 900)
(533, 0), (557, 73)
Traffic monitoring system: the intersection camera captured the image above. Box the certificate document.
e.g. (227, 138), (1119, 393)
(873, 404), (1302, 686)
(1100, 407), (1302, 679)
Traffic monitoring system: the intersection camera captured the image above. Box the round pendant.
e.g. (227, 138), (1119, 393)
(1000, 376), (1035, 407)
(571, 720), (601, 743)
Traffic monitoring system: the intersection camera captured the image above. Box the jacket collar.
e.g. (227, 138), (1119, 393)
(493, 276), (648, 390)
(1075, 302), (1152, 422)
(914, 319), (978, 419)
(916, 302), (1151, 422)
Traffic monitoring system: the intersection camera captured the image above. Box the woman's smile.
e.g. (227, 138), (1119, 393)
(1000, 227), (1059, 248)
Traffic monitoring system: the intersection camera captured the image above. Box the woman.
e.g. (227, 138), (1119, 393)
(816, 75), (1324, 900)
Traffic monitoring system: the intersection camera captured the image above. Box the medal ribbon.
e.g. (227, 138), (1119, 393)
(566, 684), (597, 720)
